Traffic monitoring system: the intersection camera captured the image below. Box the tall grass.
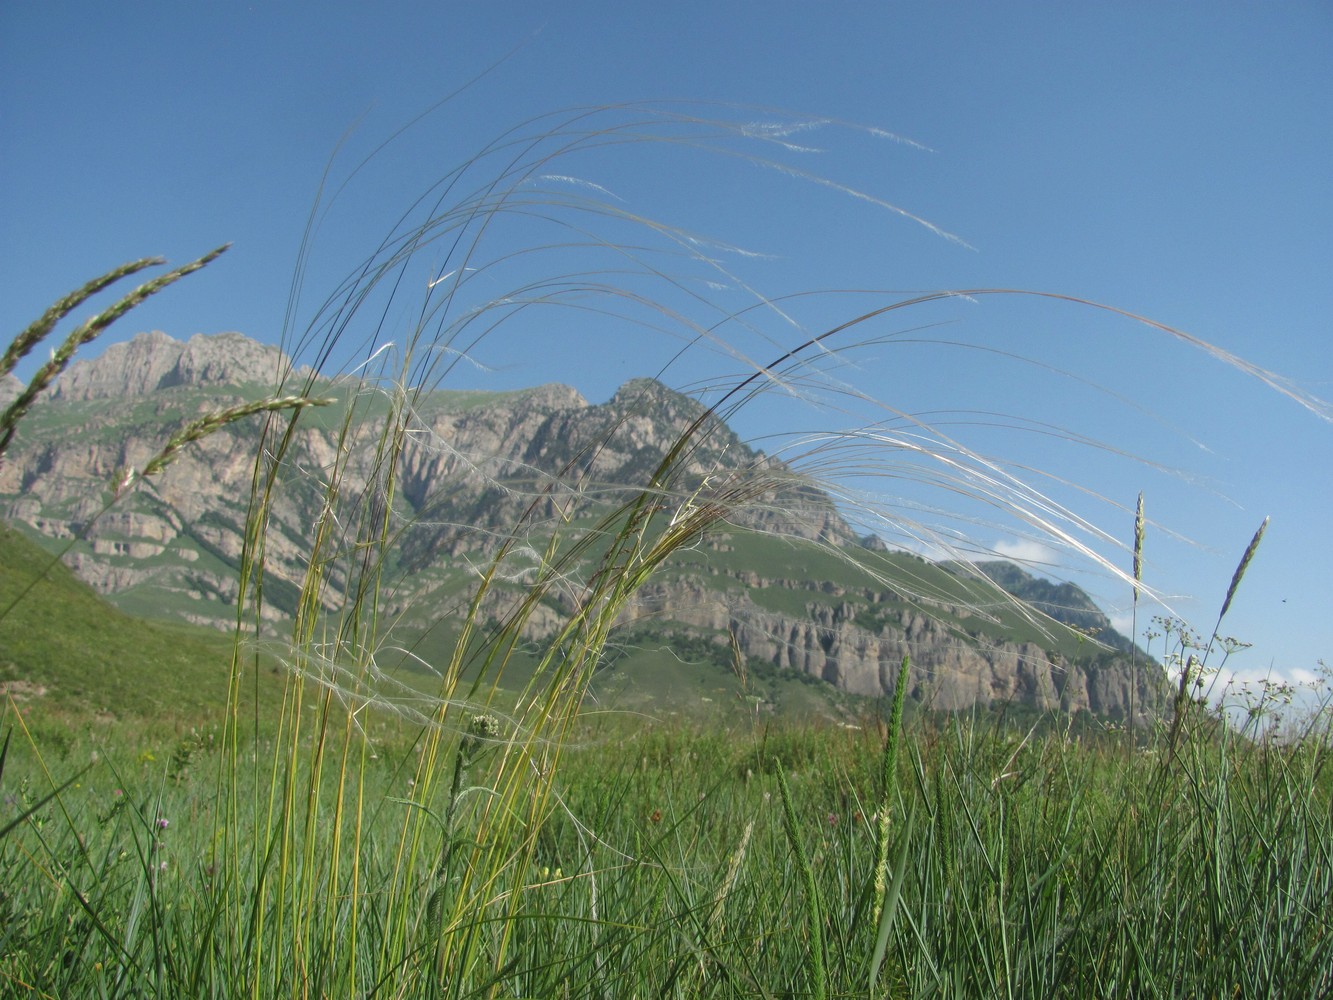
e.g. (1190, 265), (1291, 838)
(2, 103), (1331, 997)
(4, 702), (1330, 995)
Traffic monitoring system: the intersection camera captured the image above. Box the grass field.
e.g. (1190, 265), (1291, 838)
(3, 694), (1330, 997)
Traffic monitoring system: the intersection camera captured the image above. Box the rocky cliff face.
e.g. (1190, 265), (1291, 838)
(1, 331), (1163, 719)
(619, 567), (1161, 718)
(50, 331), (291, 401)
(0, 373), (21, 409)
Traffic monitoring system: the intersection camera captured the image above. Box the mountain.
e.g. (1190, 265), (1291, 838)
(0, 373), (20, 409)
(968, 560), (1139, 655)
(0, 331), (1168, 722)
(48, 330), (293, 402)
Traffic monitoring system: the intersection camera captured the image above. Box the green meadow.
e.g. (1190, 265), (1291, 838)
(4, 655), (1331, 997)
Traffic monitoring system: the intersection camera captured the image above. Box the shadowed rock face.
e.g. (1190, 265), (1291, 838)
(1, 331), (1164, 719)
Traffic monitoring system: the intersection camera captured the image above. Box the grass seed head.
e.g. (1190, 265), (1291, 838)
(1218, 516), (1268, 622)
(1133, 492), (1145, 602)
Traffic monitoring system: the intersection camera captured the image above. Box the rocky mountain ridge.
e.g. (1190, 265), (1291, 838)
(1, 331), (1165, 720)
(49, 331), (296, 401)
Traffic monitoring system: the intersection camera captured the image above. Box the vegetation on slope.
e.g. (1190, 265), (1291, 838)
(0, 521), (246, 726)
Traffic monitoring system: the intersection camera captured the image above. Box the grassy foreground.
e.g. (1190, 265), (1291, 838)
(2, 700), (1331, 998)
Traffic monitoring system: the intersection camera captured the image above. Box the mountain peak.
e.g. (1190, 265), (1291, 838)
(51, 331), (291, 402)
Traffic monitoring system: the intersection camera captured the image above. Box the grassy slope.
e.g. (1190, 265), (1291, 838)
(0, 526), (267, 725)
(0, 503), (1144, 736)
(0, 520), (867, 732)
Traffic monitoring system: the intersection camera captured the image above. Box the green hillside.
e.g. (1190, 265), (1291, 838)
(0, 522), (871, 730)
(0, 526), (259, 724)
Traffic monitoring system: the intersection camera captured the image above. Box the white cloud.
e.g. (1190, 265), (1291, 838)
(1109, 612), (1135, 639)
(992, 538), (1060, 567)
(1289, 667), (1322, 687)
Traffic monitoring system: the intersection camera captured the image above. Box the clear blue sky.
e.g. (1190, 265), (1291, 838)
(3, 2), (1330, 693)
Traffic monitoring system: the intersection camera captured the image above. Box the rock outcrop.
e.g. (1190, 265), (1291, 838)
(50, 331), (290, 401)
(0, 373), (21, 409)
(0, 330), (1163, 719)
(614, 566), (1161, 719)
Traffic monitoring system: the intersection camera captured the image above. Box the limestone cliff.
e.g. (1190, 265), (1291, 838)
(0, 331), (1164, 719)
(619, 568), (1163, 718)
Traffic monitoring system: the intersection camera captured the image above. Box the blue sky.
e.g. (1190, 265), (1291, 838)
(3, 3), (1330, 692)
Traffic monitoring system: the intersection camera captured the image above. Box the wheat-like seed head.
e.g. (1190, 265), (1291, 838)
(1218, 516), (1269, 623)
(0, 256), (162, 380)
(0, 248), (228, 459)
(704, 819), (753, 941)
(1133, 492), (1145, 603)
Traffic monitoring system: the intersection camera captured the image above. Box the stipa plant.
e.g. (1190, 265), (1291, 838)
(194, 107), (834, 994)
(194, 105), (1330, 995)
(214, 108), (934, 993)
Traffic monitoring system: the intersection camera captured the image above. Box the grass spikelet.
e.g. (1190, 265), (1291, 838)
(872, 654), (911, 921)
(0, 245), (229, 457)
(1218, 515), (1268, 623)
(1132, 492), (1145, 604)
(0, 256), (162, 380)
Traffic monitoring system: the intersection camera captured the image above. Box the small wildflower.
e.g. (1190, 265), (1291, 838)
(461, 713), (503, 761)
(155, 817), (169, 830)
(468, 713), (503, 741)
